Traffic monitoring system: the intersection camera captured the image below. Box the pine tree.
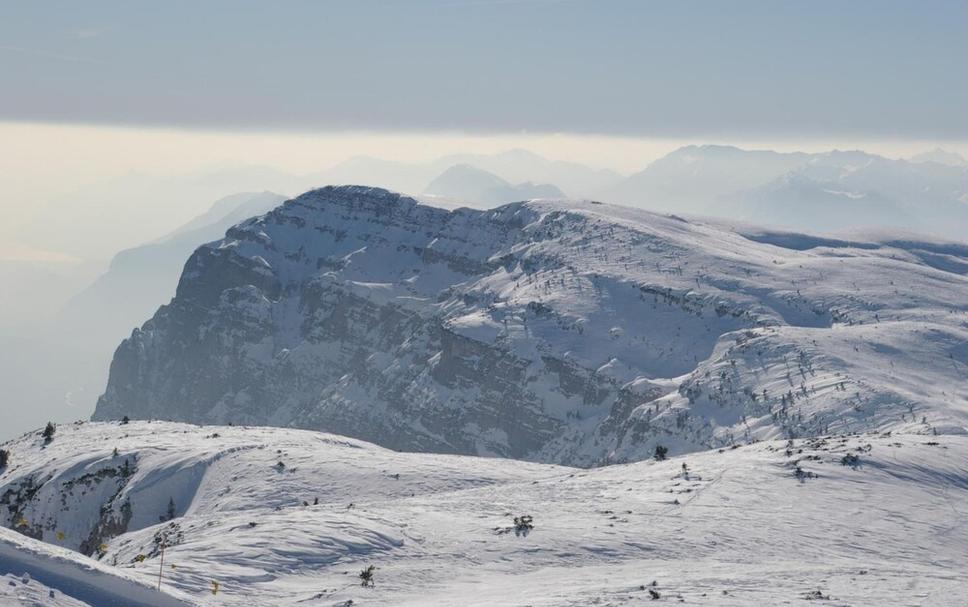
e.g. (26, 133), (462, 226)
(42, 422), (56, 444)
(0, 449), (8, 468)
(654, 445), (668, 461)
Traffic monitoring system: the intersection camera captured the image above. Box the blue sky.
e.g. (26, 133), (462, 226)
(2, 0), (966, 139)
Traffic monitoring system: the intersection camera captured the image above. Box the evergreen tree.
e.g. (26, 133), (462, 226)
(0, 449), (8, 468)
(42, 422), (56, 444)
(359, 565), (376, 587)
(654, 445), (669, 461)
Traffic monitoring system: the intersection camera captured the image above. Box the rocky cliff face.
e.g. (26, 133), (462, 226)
(94, 186), (968, 466)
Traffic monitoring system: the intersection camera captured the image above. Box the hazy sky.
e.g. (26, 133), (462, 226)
(2, 0), (967, 139)
(3, 1), (968, 262)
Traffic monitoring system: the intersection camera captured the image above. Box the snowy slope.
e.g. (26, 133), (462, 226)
(94, 186), (968, 466)
(0, 528), (197, 606)
(2, 421), (966, 605)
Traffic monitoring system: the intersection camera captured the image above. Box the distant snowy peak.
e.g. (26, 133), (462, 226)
(93, 185), (968, 466)
(612, 145), (968, 240)
(423, 163), (565, 205)
(610, 145), (810, 210)
(909, 148), (968, 167)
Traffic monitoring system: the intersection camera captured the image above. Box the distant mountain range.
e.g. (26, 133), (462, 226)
(63, 191), (286, 345)
(608, 145), (968, 240)
(423, 164), (564, 205)
(310, 148), (621, 203)
(313, 145), (968, 241)
(909, 147), (968, 167)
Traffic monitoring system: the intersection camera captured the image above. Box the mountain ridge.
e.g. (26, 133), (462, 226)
(92, 186), (968, 466)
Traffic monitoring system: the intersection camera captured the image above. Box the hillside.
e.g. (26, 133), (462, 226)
(1, 421), (966, 605)
(93, 186), (968, 466)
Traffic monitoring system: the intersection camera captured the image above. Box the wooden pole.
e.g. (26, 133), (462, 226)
(157, 540), (166, 590)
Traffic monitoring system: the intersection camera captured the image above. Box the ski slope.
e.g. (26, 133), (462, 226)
(2, 421), (966, 605)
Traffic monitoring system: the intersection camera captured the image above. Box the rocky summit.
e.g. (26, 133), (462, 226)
(94, 185), (968, 466)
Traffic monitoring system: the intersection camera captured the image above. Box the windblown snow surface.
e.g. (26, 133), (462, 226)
(2, 421), (967, 606)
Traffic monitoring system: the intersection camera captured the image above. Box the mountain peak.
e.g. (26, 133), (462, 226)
(95, 186), (968, 467)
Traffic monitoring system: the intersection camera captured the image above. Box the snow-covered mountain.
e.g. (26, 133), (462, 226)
(741, 151), (968, 237)
(92, 186), (968, 466)
(611, 145), (810, 213)
(1, 421), (965, 606)
(423, 164), (565, 205)
(612, 145), (968, 241)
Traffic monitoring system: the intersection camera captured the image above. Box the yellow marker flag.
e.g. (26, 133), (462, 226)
(56, 531), (66, 541)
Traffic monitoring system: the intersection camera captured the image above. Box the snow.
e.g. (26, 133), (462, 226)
(0, 527), (197, 606)
(2, 421), (967, 605)
(95, 186), (968, 467)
